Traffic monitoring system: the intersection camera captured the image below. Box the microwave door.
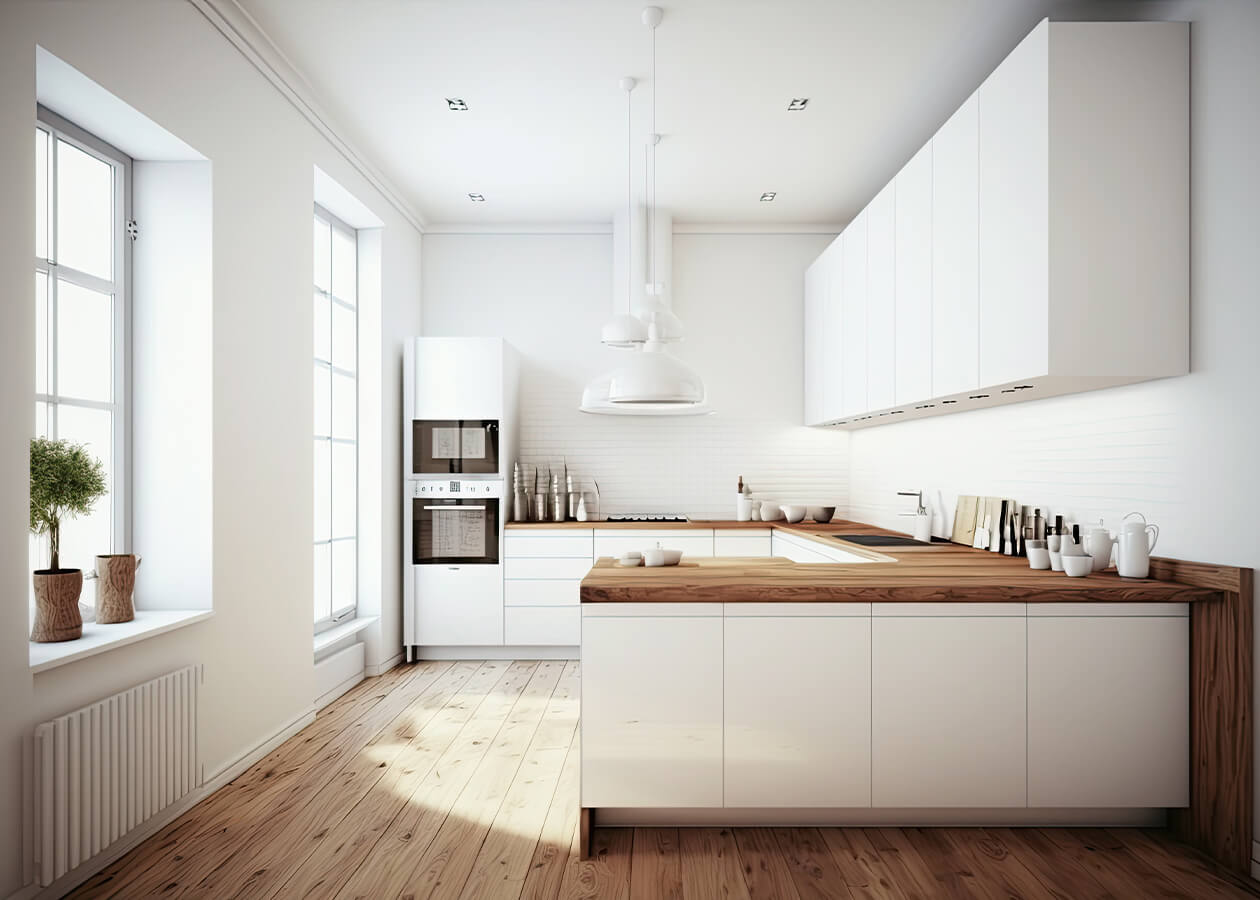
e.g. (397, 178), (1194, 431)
(412, 420), (500, 476)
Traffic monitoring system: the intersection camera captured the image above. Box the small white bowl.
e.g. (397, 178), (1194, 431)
(759, 502), (784, 521)
(808, 506), (836, 523)
(1063, 554), (1094, 577)
(660, 548), (683, 566)
(781, 504), (808, 523)
(617, 552), (643, 567)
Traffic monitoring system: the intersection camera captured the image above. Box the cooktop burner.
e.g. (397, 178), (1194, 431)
(605, 514), (689, 523)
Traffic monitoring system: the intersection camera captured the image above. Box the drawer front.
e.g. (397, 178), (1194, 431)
(505, 557), (592, 580)
(594, 534), (714, 559)
(505, 533), (594, 558)
(714, 535), (773, 557)
(505, 606), (580, 646)
(505, 579), (580, 607)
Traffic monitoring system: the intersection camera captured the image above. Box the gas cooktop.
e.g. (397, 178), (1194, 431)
(605, 514), (689, 523)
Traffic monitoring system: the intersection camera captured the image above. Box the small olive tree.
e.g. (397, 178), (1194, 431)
(30, 437), (107, 571)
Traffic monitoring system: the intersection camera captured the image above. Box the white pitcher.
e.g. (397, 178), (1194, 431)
(1083, 521), (1116, 572)
(1116, 512), (1159, 578)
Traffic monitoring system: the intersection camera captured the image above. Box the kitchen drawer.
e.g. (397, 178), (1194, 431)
(505, 579), (579, 607)
(505, 606), (580, 646)
(505, 532), (594, 558)
(504, 557), (592, 580)
(713, 533), (773, 557)
(594, 532), (714, 559)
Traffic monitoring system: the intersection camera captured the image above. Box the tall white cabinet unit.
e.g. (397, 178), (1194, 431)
(801, 18), (1188, 427)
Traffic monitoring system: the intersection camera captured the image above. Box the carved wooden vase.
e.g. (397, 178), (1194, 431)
(31, 569), (84, 642)
(95, 554), (140, 625)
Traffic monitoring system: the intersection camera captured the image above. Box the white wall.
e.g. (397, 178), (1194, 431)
(848, 0), (1260, 837)
(0, 2), (422, 894)
(421, 231), (849, 519)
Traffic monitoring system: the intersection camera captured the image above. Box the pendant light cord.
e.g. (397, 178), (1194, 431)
(626, 84), (632, 316)
(649, 22), (656, 295)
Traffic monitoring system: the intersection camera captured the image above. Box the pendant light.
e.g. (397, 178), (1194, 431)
(600, 76), (649, 348)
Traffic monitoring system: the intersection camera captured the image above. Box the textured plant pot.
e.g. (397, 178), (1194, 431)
(95, 554), (140, 624)
(31, 569), (84, 642)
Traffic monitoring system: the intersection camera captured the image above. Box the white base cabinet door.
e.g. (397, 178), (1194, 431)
(593, 530), (714, 560)
(581, 608), (724, 808)
(724, 611), (871, 807)
(714, 529), (773, 558)
(872, 608), (1026, 807)
(1028, 612), (1189, 808)
(414, 565), (503, 646)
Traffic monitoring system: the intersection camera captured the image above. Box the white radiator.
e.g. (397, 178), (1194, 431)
(31, 665), (202, 887)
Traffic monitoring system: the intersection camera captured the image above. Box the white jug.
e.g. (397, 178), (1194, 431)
(1116, 512), (1159, 578)
(1083, 521), (1116, 572)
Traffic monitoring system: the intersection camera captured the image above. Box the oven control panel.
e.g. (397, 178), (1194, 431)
(414, 479), (505, 498)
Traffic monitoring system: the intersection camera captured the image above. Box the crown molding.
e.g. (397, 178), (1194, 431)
(424, 223), (613, 235)
(672, 223), (844, 235)
(187, 0), (427, 233)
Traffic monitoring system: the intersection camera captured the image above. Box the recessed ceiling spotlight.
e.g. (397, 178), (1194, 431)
(468, 192), (485, 202)
(760, 192), (777, 202)
(446, 98), (468, 111)
(787, 98), (809, 111)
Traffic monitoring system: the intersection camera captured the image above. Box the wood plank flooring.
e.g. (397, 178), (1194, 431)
(66, 660), (1260, 900)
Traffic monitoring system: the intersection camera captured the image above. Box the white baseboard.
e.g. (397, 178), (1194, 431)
(13, 705), (316, 900)
(594, 807), (1166, 828)
(315, 671), (364, 711)
(412, 645), (578, 660)
(366, 650), (404, 677)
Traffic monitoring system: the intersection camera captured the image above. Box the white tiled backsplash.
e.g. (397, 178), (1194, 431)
(517, 374), (848, 520)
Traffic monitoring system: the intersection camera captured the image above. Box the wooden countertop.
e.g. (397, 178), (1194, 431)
(505, 519), (776, 530)
(578, 519), (1218, 604)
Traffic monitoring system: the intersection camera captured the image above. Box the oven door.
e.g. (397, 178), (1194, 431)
(413, 497), (501, 565)
(412, 419), (500, 476)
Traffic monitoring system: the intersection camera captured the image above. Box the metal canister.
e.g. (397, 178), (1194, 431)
(532, 493), (547, 522)
(550, 492), (566, 522)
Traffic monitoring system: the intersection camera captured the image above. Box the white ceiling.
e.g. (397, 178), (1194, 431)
(237, 0), (1069, 225)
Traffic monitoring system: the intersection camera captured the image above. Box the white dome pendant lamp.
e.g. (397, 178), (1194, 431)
(580, 5), (710, 416)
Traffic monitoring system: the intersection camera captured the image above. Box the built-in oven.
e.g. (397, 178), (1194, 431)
(412, 419), (500, 476)
(411, 480), (502, 565)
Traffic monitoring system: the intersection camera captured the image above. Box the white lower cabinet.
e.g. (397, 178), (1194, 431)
(872, 606), (1027, 807)
(1027, 606), (1189, 808)
(505, 528), (592, 646)
(714, 529), (773, 557)
(414, 565), (504, 646)
(581, 606), (724, 808)
(594, 529), (714, 560)
(505, 606), (579, 645)
(771, 532), (831, 563)
(724, 606), (871, 807)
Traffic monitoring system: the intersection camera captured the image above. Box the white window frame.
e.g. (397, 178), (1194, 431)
(314, 204), (358, 633)
(35, 104), (132, 561)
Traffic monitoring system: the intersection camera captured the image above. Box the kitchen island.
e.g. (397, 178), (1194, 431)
(576, 526), (1251, 870)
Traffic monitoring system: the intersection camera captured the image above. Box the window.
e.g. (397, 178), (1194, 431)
(32, 106), (131, 587)
(313, 207), (357, 629)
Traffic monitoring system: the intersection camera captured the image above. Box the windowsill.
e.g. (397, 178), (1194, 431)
(30, 609), (213, 674)
(314, 615), (378, 655)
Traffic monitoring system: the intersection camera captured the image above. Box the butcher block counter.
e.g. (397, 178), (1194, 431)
(576, 519), (1218, 604)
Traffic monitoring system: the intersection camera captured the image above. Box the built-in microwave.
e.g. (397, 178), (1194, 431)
(412, 419), (500, 476)
(412, 480), (502, 565)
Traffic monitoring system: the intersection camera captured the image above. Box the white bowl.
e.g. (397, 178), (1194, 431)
(1063, 554), (1094, 577)
(808, 506), (836, 523)
(759, 502), (784, 521)
(643, 548), (665, 567)
(617, 552), (643, 567)
(661, 548), (683, 566)
(781, 504), (808, 524)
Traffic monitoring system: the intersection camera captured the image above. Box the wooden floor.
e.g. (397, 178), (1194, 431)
(67, 659), (1260, 900)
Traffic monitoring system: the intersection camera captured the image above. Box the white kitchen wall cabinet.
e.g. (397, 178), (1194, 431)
(1027, 606), (1189, 808)
(821, 238), (845, 422)
(802, 257), (826, 426)
(866, 183), (897, 413)
(714, 529), (773, 557)
(841, 211), (869, 417)
(931, 91), (981, 401)
(581, 606), (724, 807)
(803, 19), (1188, 428)
(894, 143), (933, 408)
(724, 608), (871, 807)
(872, 606), (1027, 807)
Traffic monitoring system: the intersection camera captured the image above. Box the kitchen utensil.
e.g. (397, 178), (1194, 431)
(808, 506), (836, 523)
(759, 501), (784, 521)
(576, 495), (589, 522)
(1027, 547), (1051, 570)
(1063, 554), (1094, 577)
(951, 495), (979, 545)
(532, 492), (547, 522)
(1116, 512), (1160, 578)
(1048, 550), (1064, 571)
(1083, 519), (1116, 571)
(550, 491), (566, 523)
(973, 513), (991, 549)
(781, 504), (807, 523)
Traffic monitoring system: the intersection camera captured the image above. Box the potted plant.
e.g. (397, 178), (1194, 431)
(29, 437), (106, 642)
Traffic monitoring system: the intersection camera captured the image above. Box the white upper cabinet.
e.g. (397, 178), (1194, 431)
(894, 143), (933, 407)
(931, 91), (980, 399)
(802, 257), (826, 425)
(840, 211), (868, 417)
(821, 237), (844, 422)
(866, 183), (897, 412)
(802, 19), (1188, 428)
(979, 19), (1049, 386)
